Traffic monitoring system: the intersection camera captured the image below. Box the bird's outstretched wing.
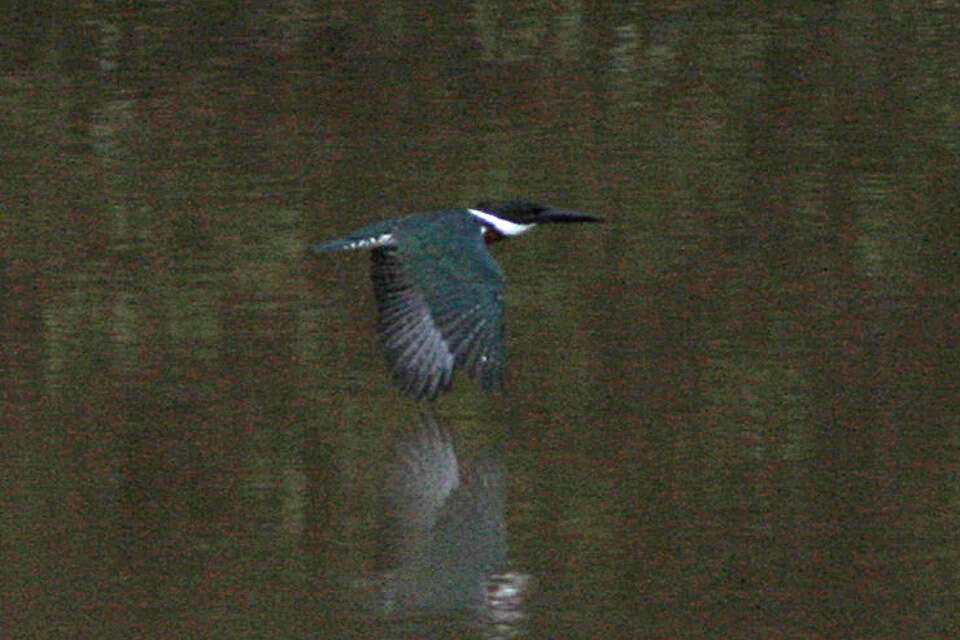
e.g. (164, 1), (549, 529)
(370, 214), (506, 400)
(310, 218), (399, 253)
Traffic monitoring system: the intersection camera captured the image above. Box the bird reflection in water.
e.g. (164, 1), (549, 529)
(373, 409), (529, 630)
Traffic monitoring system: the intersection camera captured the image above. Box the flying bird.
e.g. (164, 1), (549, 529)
(309, 200), (603, 400)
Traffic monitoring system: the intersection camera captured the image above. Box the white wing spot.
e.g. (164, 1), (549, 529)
(345, 233), (394, 250)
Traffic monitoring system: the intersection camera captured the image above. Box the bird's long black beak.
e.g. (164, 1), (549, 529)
(540, 208), (605, 224)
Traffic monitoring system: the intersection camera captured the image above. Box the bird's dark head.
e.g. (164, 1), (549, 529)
(471, 200), (604, 231)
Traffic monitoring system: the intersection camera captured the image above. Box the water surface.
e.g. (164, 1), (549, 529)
(3, 4), (960, 639)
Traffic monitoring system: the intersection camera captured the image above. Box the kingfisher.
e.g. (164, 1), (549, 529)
(309, 200), (603, 400)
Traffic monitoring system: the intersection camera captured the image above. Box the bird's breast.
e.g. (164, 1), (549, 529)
(482, 226), (507, 245)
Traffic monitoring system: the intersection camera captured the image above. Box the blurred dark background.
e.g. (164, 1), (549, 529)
(3, 2), (959, 638)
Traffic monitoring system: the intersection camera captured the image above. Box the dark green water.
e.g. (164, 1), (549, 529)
(3, 4), (960, 639)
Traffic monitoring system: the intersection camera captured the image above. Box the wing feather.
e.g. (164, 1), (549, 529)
(369, 212), (505, 399)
